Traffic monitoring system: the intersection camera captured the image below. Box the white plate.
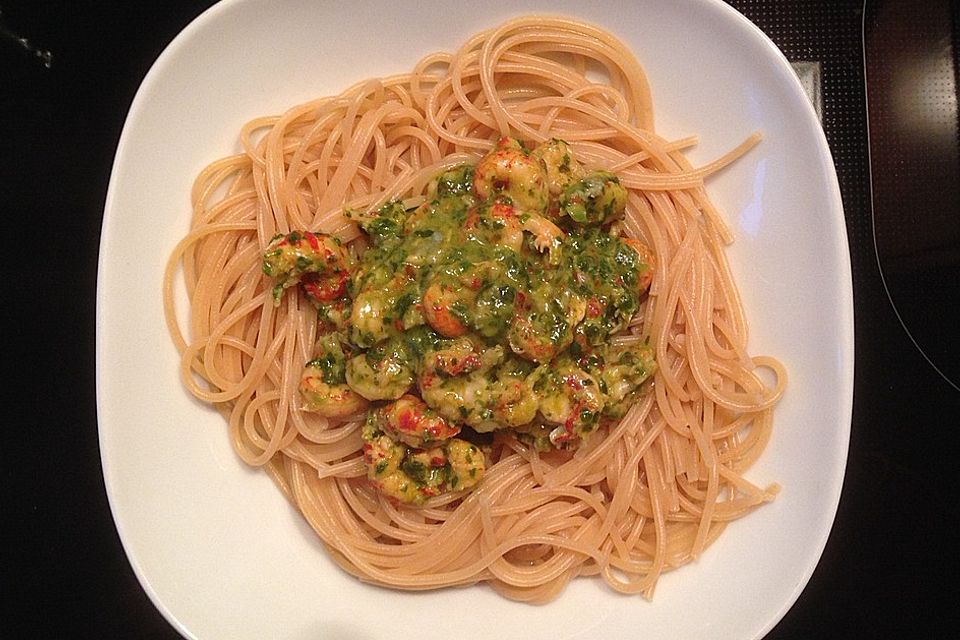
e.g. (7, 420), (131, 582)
(97, 1), (853, 638)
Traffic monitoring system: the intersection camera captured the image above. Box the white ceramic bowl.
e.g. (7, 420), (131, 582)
(97, 1), (853, 638)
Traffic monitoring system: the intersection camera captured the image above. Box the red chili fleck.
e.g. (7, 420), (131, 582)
(586, 298), (603, 318)
(304, 231), (320, 252)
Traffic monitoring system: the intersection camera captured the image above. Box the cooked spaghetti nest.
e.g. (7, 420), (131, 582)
(164, 14), (786, 602)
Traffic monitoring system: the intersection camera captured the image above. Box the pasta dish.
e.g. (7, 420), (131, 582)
(164, 15), (785, 602)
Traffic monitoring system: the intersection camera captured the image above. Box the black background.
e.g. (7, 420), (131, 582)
(4, 1), (959, 638)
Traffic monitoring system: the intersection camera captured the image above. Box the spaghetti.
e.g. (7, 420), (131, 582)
(164, 15), (785, 602)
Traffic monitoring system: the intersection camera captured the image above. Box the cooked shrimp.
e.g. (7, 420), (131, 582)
(344, 339), (415, 401)
(508, 288), (586, 364)
(361, 417), (484, 504)
(486, 362), (542, 427)
(314, 298), (350, 333)
(521, 214), (564, 260)
(535, 361), (605, 447)
(510, 421), (554, 452)
(350, 289), (389, 348)
(623, 237), (656, 293)
(422, 281), (470, 338)
(599, 342), (657, 418)
(262, 230), (351, 305)
(444, 439), (484, 492)
(464, 200), (563, 259)
(464, 201), (524, 253)
(346, 201), (409, 244)
(299, 334), (368, 419)
(360, 424), (415, 501)
(531, 138), (585, 198)
(473, 136), (549, 214)
(418, 338), (505, 430)
(301, 270), (350, 304)
(300, 372), (369, 419)
(374, 394), (461, 448)
(559, 171), (628, 226)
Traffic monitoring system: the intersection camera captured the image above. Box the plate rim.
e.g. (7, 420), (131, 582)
(96, 1), (855, 638)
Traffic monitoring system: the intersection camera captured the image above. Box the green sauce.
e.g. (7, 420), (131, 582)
(265, 136), (659, 502)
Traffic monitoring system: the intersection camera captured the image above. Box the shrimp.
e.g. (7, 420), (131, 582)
(361, 422), (431, 504)
(522, 214), (565, 261)
(599, 342), (657, 418)
(464, 201), (525, 253)
(623, 237), (656, 293)
(361, 417), (484, 504)
(535, 360), (605, 447)
(372, 394), (461, 448)
(510, 421), (554, 452)
(314, 298), (350, 333)
(418, 338), (505, 430)
(418, 340), (538, 431)
(464, 200), (564, 260)
(344, 338), (415, 401)
(299, 334), (369, 419)
(350, 289), (389, 348)
(301, 270), (350, 304)
(559, 171), (628, 226)
(444, 439), (485, 492)
(508, 287), (586, 364)
(531, 138), (585, 199)
(485, 358), (542, 428)
(350, 269), (420, 348)
(422, 280), (470, 338)
(262, 230), (351, 305)
(422, 260), (521, 339)
(473, 136), (549, 214)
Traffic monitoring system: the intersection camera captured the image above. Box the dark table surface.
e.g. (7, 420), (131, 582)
(4, 1), (959, 637)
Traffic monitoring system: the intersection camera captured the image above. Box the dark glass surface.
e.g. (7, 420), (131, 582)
(4, 1), (959, 637)
(865, 0), (960, 391)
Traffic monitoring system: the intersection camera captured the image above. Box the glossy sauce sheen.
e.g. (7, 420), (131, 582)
(263, 137), (657, 503)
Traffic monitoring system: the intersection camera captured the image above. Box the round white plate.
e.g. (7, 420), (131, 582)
(97, 1), (853, 638)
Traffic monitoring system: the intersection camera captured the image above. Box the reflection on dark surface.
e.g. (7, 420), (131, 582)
(0, 5), (53, 68)
(865, 0), (960, 389)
